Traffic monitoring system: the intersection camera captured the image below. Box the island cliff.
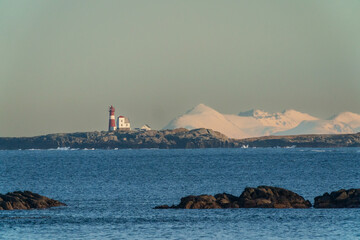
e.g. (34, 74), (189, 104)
(0, 128), (360, 150)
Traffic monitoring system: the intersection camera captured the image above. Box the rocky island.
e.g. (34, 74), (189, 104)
(0, 191), (66, 210)
(0, 128), (360, 150)
(155, 186), (312, 209)
(314, 188), (360, 208)
(155, 187), (360, 209)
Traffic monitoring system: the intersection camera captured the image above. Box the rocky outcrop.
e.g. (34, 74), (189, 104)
(238, 186), (311, 208)
(155, 193), (240, 209)
(237, 133), (360, 148)
(0, 191), (66, 210)
(1, 129), (360, 149)
(314, 189), (360, 208)
(0, 128), (233, 150)
(154, 186), (311, 209)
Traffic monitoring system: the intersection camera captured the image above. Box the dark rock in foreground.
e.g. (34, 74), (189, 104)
(154, 186), (311, 209)
(156, 193), (240, 209)
(0, 191), (66, 210)
(314, 189), (360, 208)
(239, 186), (311, 208)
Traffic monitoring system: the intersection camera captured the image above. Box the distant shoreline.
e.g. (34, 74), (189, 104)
(0, 128), (360, 150)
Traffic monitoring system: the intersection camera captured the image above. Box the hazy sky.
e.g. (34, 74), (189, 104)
(1, 0), (360, 137)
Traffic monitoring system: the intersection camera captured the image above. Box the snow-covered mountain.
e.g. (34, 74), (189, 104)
(275, 120), (354, 135)
(330, 112), (360, 132)
(163, 104), (359, 139)
(164, 104), (248, 139)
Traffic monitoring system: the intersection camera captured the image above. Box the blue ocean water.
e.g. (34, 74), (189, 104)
(0, 148), (359, 239)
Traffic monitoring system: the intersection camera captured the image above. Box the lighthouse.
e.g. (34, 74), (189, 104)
(108, 105), (116, 131)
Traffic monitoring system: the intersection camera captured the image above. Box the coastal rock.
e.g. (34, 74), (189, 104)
(154, 186), (311, 209)
(0, 128), (231, 150)
(154, 193), (239, 209)
(238, 186), (312, 208)
(1, 129), (360, 149)
(177, 195), (221, 209)
(314, 189), (360, 208)
(0, 191), (66, 210)
(214, 193), (240, 208)
(236, 132), (360, 148)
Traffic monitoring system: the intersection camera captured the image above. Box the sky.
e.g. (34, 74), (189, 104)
(1, 0), (360, 137)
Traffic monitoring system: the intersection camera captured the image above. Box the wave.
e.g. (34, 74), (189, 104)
(24, 147), (79, 151)
(311, 150), (326, 152)
(48, 147), (80, 151)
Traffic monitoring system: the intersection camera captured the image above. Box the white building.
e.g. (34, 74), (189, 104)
(140, 124), (151, 131)
(117, 116), (131, 130)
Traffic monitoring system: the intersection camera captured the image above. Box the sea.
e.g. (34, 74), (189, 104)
(0, 148), (359, 240)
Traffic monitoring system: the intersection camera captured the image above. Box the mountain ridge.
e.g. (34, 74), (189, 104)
(164, 104), (360, 138)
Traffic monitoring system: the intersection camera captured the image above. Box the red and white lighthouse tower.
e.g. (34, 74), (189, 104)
(108, 105), (116, 131)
